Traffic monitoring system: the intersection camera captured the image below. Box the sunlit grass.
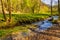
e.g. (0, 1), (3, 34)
(0, 13), (50, 37)
(0, 25), (29, 37)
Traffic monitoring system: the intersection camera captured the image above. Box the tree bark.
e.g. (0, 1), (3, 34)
(7, 0), (11, 22)
(51, 0), (53, 16)
(1, 0), (7, 21)
(58, 0), (60, 16)
(31, 7), (34, 13)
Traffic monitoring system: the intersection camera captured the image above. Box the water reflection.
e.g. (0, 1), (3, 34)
(39, 20), (52, 30)
(33, 16), (59, 31)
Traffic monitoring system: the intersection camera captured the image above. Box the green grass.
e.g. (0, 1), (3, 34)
(11, 13), (50, 22)
(0, 26), (28, 37)
(0, 13), (50, 18)
(0, 13), (50, 25)
(0, 13), (50, 37)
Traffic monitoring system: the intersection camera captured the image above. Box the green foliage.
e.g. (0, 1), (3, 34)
(0, 13), (58, 37)
(0, 0), (59, 14)
(0, 26), (25, 37)
(0, 13), (49, 22)
(0, 13), (49, 29)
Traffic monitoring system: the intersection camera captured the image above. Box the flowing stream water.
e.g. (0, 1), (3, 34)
(33, 16), (59, 31)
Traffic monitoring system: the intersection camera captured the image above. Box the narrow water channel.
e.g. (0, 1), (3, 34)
(33, 16), (59, 32)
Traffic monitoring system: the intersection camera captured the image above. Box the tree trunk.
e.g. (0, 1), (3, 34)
(58, 0), (60, 17)
(31, 7), (34, 13)
(51, 0), (53, 16)
(7, 0), (11, 22)
(39, 0), (41, 13)
(31, 3), (37, 14)
(1, 0), (7, 21)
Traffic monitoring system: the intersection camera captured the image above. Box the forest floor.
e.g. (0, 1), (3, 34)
(0, 13), (60, 40)
(30, 23), (60, 40)
(1, 22), (60, 40)
(0, 13), (49, 37)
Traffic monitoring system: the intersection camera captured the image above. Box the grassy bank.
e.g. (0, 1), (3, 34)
(0, 26), (29, 37)
(0, 13), (50, 37)
(0, 13), (50, 23)
(0, 13), (50, 27)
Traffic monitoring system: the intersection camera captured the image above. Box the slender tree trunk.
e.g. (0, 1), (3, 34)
(58, 0), (60, 17)
(37, 0), (41, 13)
(31, 7), (34, 13)
(39, 0), (41, 13)
(1, 0), (7, 21)
(31, 3), (37, 13)
(51, 0), (53, 16)
(7, 0), (11, 22)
